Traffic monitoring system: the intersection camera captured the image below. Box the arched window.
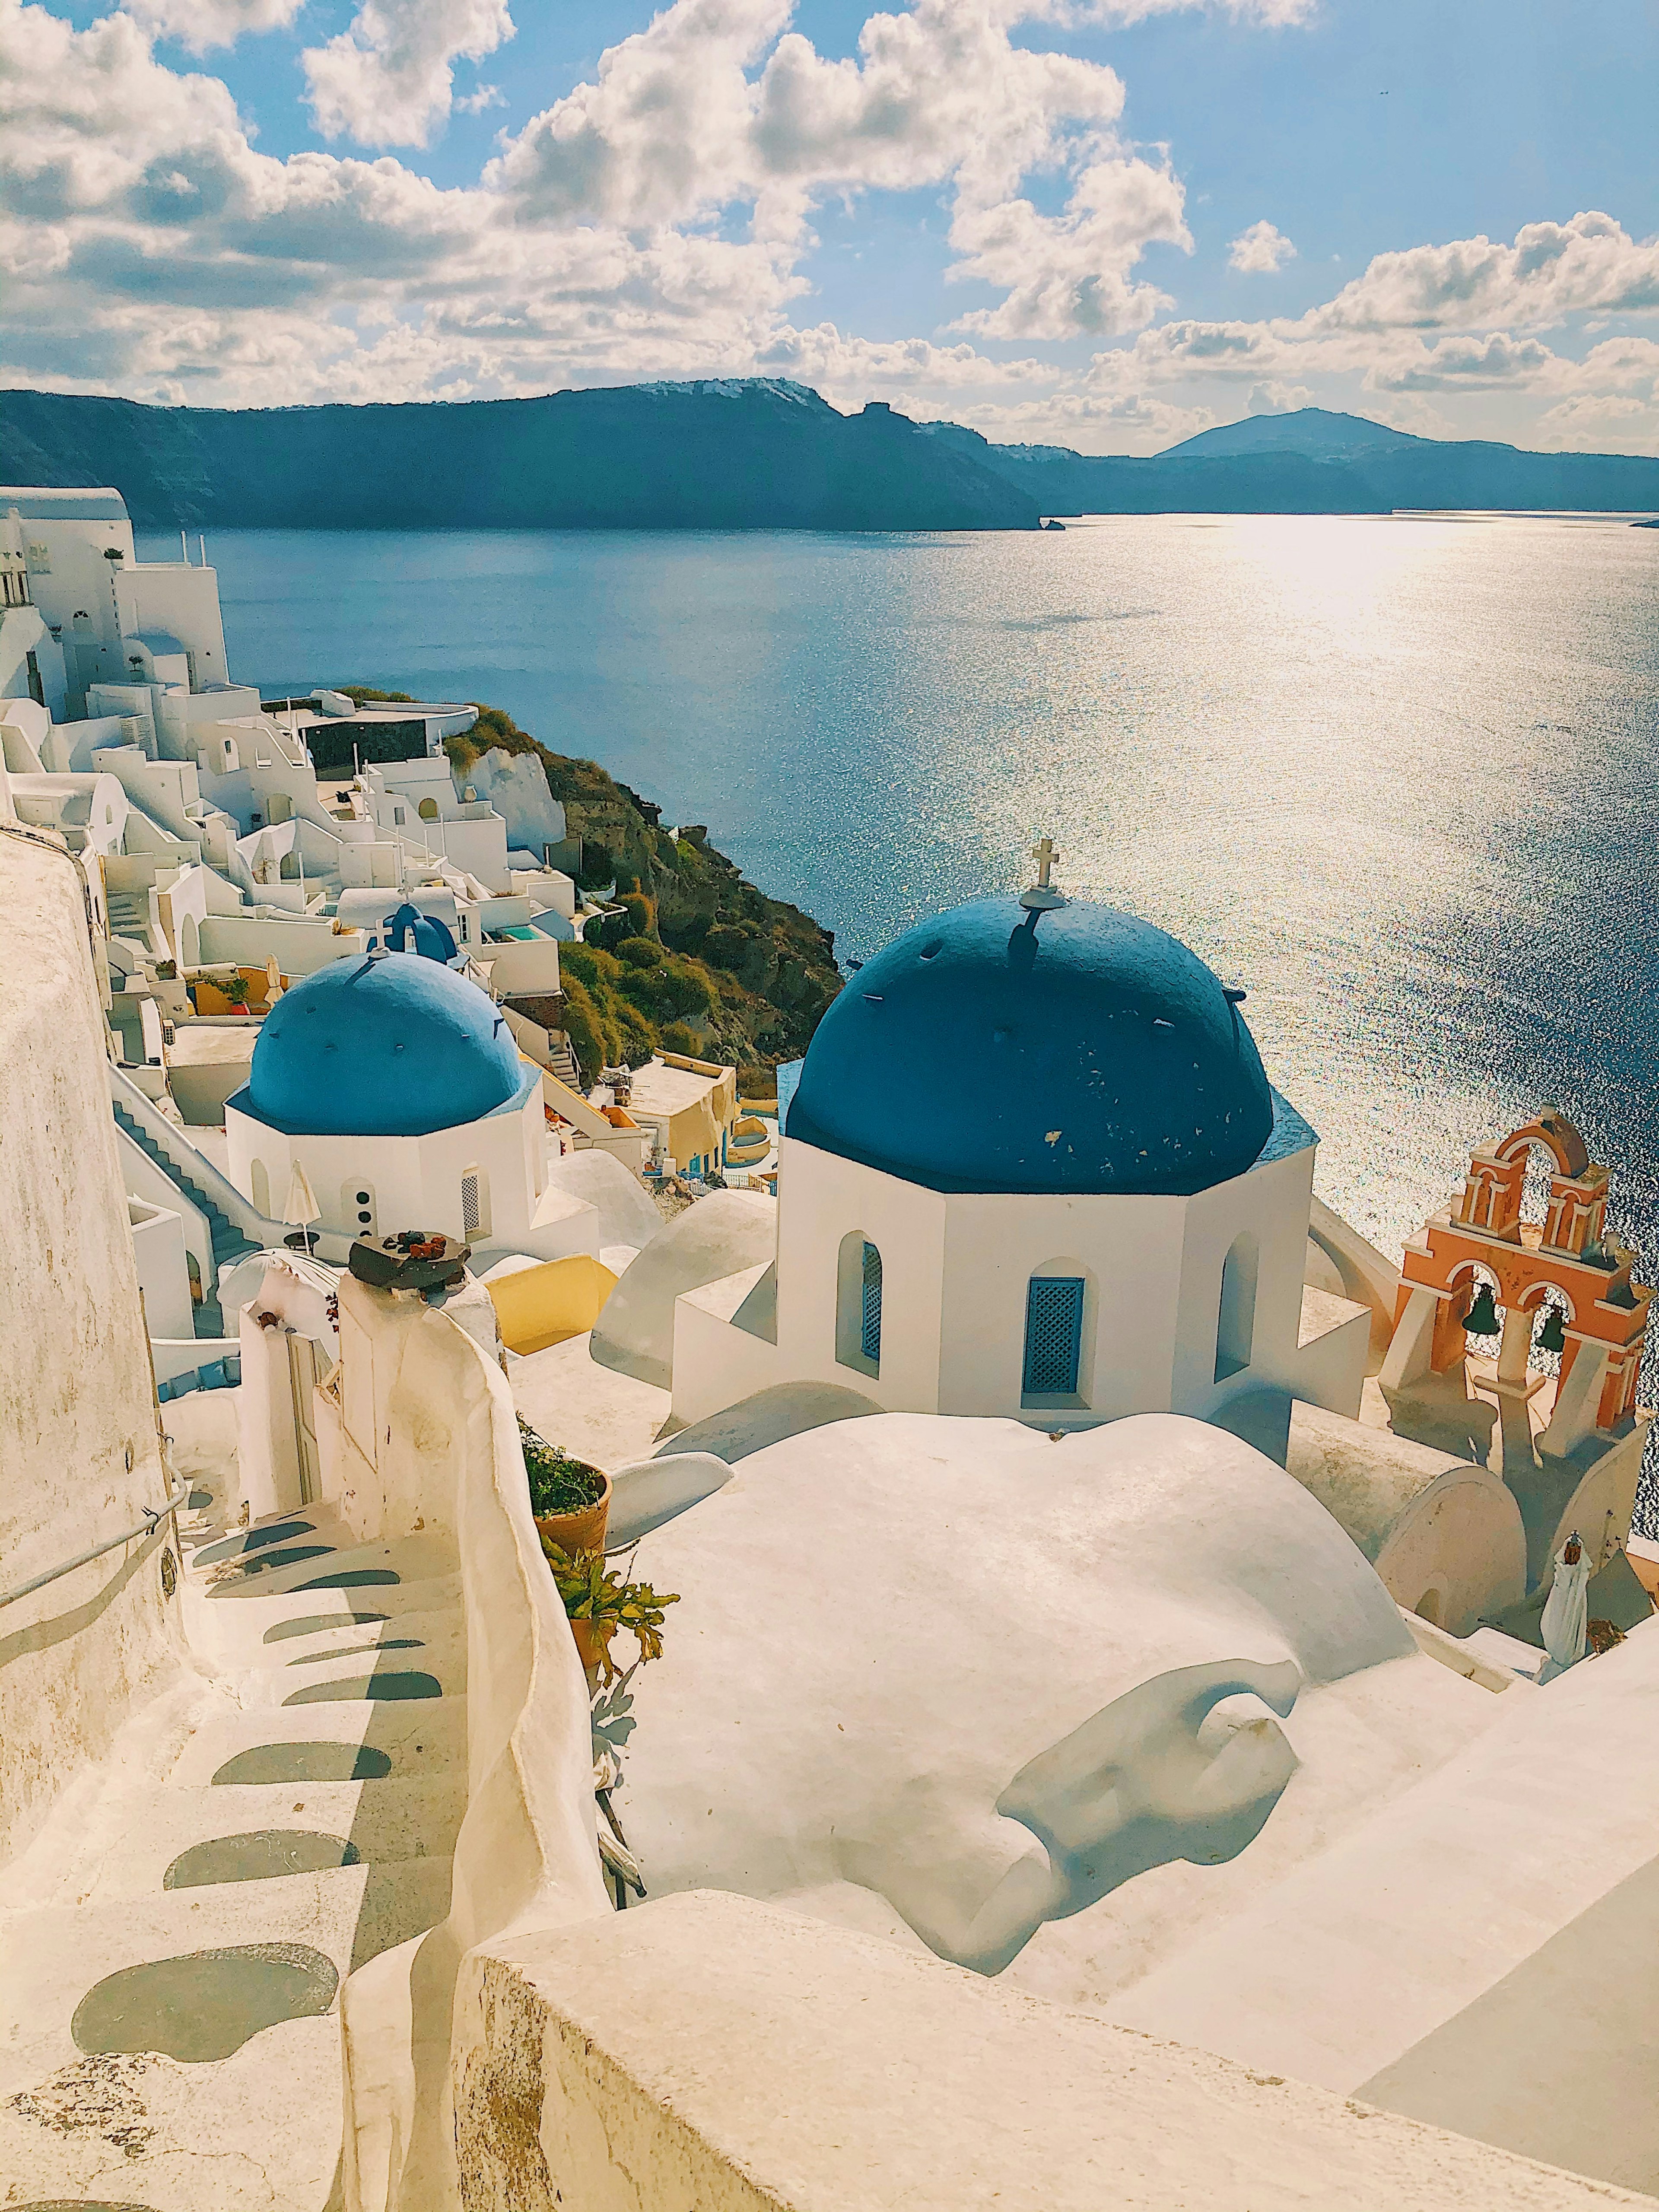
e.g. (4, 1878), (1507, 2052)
(250, 1160), (269, 1217)
(1215, 1233), (1259, 1382)
(836, 1230), (881, 1377)
(1023, 1276), (1086, 1400)
(461, 1166), (489, 1241)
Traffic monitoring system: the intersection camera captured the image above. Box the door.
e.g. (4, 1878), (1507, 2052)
(287, 1332), (327, 1506)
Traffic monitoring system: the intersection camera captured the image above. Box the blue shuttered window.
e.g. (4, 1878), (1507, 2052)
(861, 1242), (884, 1365)
(1023, 1277), (1085, 1396)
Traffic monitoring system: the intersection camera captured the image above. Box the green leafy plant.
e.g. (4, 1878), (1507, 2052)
(542, 1541), (679, 1665)
(219, 973), (250, 1007)
(518, 1417), (606, 1517)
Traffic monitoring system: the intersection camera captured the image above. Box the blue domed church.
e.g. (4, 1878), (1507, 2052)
(671, 849), (1372, 1440)
(225, 950), (570, 1261)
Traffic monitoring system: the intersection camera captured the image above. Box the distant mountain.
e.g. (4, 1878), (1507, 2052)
(0, 381), (1039, 533)
(1158, 408), (1426, 460)
(943, 408), (1659, 517)
(5, 381), (1657, 528)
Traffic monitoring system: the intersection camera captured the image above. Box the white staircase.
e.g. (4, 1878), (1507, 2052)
(0, 1430), (469, 2210)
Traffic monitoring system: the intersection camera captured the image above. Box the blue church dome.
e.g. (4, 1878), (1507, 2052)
(787, 897), (1274, 1196)
(245, 952), (525, 1138)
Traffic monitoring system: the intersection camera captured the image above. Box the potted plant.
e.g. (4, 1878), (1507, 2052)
(541, 1541), (678, 1688)
(520, 1416), (611, 1557)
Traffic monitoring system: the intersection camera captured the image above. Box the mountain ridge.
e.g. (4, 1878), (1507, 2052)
(922, 407), (1659, 516)
(4, 381), (1658, 526)
(0, 382), (1039, 533)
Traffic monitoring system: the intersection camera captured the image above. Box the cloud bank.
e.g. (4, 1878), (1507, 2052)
(1, 0), (1656, 454)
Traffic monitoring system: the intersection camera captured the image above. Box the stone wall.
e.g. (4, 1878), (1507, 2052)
(452, 1889), (1635, 2212)
(0, 832), (186, 1859)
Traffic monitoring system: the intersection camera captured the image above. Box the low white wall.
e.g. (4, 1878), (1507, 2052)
(450, 1890), (1624, 2212)
(311, 1275), (609, 2211)
(671, 1272), (783, 1425)
(128, 1194), (195, 1341)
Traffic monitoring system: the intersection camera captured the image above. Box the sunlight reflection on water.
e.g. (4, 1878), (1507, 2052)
(181, 511), (1659, 1408)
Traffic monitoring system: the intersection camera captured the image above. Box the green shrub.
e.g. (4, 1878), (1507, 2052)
(518, 1419), (606, 1516)
(560, 976), (618, 1086)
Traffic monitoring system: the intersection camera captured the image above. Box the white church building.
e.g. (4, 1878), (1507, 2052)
(670, 854), (1372, 1434)
(224, 944), (586, 1263)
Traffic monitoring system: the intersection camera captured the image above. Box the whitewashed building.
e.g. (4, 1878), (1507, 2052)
(671, 859), (1370, 1437)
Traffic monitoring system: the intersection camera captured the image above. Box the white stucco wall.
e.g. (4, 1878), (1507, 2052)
(750, 1135), (1332, 1430)
(227, 1081), (548, 1250)
(452, 1890), (1632, 2212)
(308, 1274), (610, 2209)
(127, 1194), (195, 1342)
(0, 832), (185, 1860)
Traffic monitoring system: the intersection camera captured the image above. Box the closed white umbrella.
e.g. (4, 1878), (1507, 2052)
(283, 1163), (320, 1251)
(1539, 1532), (1591, 1683)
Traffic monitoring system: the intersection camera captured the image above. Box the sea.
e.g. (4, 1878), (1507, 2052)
(140, 512), (1659, 1370)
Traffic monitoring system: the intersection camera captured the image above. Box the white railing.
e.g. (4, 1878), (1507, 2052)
(108, 1062), (286, 1248)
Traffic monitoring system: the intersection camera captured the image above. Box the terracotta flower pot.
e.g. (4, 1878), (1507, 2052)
(534, 1465), (612, 1565)
(571, 1615), (617, 1690)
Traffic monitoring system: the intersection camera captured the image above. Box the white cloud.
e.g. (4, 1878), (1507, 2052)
(4, 0), (1656, 458)
(303, 0), (516, 149)
(1228, 218), (1294, 273)
(1309, 211), (1659, 334)
(1365, 330), (1557, 392)
(121, 0), (304, 55)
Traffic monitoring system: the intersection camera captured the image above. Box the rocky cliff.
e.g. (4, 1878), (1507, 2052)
(445, 702), (842, 1089)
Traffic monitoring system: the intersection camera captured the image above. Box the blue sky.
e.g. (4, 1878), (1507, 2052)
(5, 0), (1658, 451)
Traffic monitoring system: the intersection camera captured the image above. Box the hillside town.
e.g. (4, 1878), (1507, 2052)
(4, 479), (1659, 2211)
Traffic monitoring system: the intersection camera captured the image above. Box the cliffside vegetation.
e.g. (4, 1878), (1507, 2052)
(445, 702), (843, 1091)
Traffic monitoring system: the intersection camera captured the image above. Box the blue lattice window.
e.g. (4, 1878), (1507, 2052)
(861, 1242), (883, 1365)
(1023, 1277), (1084, 1397)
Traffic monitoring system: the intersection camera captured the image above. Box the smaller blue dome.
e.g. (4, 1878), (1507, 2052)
(384, 902), (458, 963)
(246, 953), (524, 1138)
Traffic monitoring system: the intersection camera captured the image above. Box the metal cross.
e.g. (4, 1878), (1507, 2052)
(1031, 836), (1059, 889)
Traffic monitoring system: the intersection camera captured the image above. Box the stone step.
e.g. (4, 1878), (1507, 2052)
(233, 1639), (464, 1709)
(190, 1575), (466, 1648)
(204, 1597), (463, 1672)
(0, 1857), (451, 2212)
(191, 1532), (458, 1606)
(0, 1855), (452, 2089)
(44, 1773), (465, 1907)
(168, 1694), (468, 1788)
(1, 2013), (343, 2211)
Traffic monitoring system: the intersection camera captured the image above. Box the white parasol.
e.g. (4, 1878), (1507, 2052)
(282, 1163), (321, 1249)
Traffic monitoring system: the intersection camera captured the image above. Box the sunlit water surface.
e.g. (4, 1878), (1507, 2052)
(150, 515), (1659, 1411)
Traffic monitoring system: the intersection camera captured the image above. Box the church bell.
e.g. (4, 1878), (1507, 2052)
(1535, 1306), (1568, 1357)
(1463, 1282), (1500, 1336)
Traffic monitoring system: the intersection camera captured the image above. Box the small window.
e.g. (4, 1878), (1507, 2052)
(461, 1168), (489, 1240)
(344, 1180), (375, 1238)
(1215, 1234), (1259, 1382)
(861, 1242), (883, 1364)
(250, 1159), (270, 1217)
(1023, 1277), (1085, 1398)
(836, 1230), (882, 1378)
